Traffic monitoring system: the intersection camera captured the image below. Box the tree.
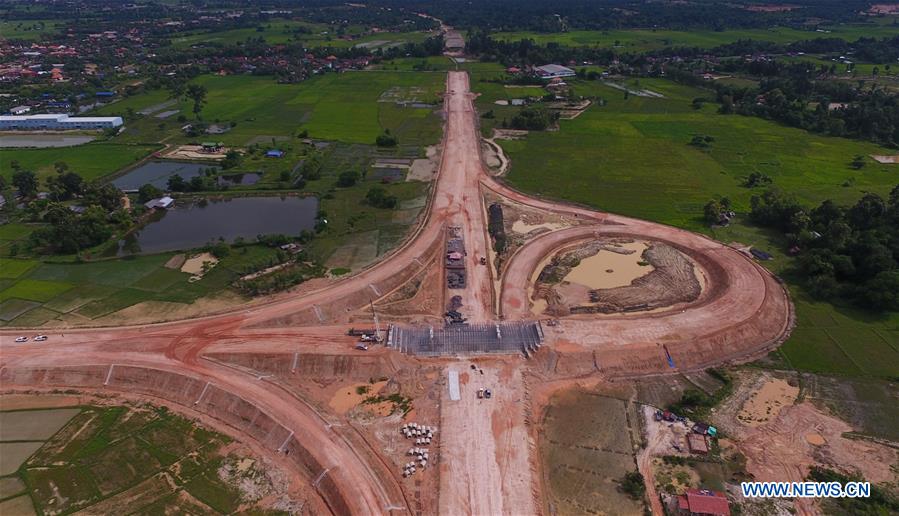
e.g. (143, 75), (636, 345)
(185, 84), (208, 120)
(83, 183), (123, 211)
(619, 471), (645, 500)
(167, 174), (187, 192)
(137, 183), (163, 203)
(704, 199), (725, 225)
(851, 155), (866, 170)
(365, 186), (398, 209)
(337, 170), (359, 187)
(12, 170), (38, 197)
(221, 150), (241, 169)
(376, 129), (398, 147)
(47, 171), (84, 201)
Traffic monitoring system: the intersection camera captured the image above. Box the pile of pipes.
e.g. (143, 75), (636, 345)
(400, 422), (436, 477)
(400, 422), (435, 442)
(403, 447), (430, 477)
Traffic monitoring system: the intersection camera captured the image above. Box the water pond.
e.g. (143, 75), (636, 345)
(111, 161), (218, 191)
(118, 196), (318, 255)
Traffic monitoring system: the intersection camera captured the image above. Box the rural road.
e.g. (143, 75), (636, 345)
(1, 70), (793, 515)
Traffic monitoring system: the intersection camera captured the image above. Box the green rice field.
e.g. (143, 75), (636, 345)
(492, 22), (899, 51)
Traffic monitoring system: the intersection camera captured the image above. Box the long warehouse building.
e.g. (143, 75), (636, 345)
(0, 113), (124, 130)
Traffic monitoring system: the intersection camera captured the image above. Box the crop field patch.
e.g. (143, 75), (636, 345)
(42, 284), (119, 313)
(0, 495), (35, 516)
(0, 476), (26, 499)
(0, 279), (73, 303)
(0, 259), (38, 280)
(803, 375), (899, 442)
(23, 465), (100, 512)
(88, 437), (163, 494)
(0, 442), (44, 475)
(1, 143), (160, 183)
(0, 299), (40, 322)
(28, 255), (170, 287)
(540, 389), (644, 514)
(0, 409), (80, 441)
(379, 86), (428, 104)
(9, 306), (61, 326)
(4, 404), (272, 514)
(826, 327), (899, 377)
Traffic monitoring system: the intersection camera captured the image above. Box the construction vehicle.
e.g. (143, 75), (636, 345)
(479, 257), (487, 265)
(484, 389), (492, 399)
(355, 343), (369, 351)
(477, 388), (484, 399)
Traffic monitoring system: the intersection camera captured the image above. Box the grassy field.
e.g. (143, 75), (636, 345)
(0, 19), (65, 40)
(492, 23), (899, 51)
(1, 142), (160, 183)
(169, 18), (428, 49)
(0, 403), (279, 514)
(0, 246), (284, 326)
(492, 76), (899, 378)
(96, 71), (445, 147)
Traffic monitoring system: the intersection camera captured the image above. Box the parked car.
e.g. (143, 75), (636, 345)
(15, 336), (28, 343)
(33, 335), (48, 342)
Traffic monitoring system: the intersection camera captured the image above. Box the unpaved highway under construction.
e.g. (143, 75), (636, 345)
(0, 71), (792, 515)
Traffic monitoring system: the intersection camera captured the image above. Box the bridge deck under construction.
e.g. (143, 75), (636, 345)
(387, 321), (544, 357)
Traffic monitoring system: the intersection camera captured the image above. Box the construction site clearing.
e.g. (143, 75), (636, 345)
(1, 71), (801, 516)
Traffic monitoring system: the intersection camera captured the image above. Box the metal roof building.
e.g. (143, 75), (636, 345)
(0, 113), (123, 130)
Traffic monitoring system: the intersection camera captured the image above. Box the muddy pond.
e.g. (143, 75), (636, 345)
(118, 196), (318, 255)
(563, 241), (654, 289)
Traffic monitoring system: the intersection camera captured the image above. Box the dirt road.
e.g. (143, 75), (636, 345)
(438, 363), (535, 515)
(637, 405), (668, 515)
(438, 72), (496, 321)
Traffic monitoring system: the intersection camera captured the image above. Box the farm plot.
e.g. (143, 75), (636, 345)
(539, 389), (645, 515)
(0, 403), (301, 515)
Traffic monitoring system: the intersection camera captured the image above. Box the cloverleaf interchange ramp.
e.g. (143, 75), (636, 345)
(1, 71), (792, 515)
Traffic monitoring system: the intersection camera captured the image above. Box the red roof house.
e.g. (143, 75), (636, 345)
(677, 488), (730, 516)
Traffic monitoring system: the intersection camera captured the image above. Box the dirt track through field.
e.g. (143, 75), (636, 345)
(1, 69), (793, 515)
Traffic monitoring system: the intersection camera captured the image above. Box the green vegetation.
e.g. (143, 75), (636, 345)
(0, 246), (284, 326)
(1, 404), (276, 514)
(169, 19), (427, 49)
(492, 76), (899, 378)
(1, 143), (160, 183)
(0, 19), (65, 40)
(807, 467), (899, 514)
(491, 24), (899, 52)
(618, 471), (645, 500)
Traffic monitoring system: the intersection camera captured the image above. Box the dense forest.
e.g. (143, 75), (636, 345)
(749, 187), (899, 311)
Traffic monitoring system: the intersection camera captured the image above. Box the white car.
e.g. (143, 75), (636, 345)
(32, 335), (48, 342)
(15, 336), (28, 343)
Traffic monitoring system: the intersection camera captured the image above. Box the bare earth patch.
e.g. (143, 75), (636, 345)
(737, 377), (798, 427)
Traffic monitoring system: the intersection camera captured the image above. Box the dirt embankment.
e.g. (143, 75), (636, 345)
(534, 239), (701, 316)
